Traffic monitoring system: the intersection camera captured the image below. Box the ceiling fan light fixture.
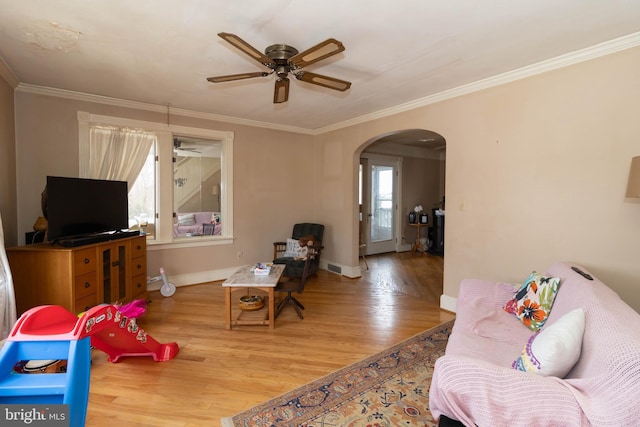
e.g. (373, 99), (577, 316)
(208, 33), (351, 103)
(274, 64), (289, 79)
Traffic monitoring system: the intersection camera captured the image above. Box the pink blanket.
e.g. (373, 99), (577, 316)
(429, 262), (640, 426)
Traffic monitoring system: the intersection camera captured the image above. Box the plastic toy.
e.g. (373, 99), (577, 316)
(85, 304), (179, 363)
(148, 267), (176, 297)
(0, 304), (179, 426)
(0, 305), (93, 427)
(116, 298), (147, 318)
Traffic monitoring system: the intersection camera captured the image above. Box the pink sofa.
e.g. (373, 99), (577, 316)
(430, 262), (640, 426)
(173, 212), (221, 237)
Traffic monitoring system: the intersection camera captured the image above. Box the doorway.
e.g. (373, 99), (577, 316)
(357, 129), (446, 267)
(360, 155), (400, 255)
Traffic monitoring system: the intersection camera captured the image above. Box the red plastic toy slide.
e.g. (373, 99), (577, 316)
(0, 305), (178, 427)
(81, 304), (179, 362)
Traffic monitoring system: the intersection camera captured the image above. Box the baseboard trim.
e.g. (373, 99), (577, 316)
(148, 264), (451, 305)
(319, 259), (363, 278)
(146, 266), (238, 291)
(440, 294), (457, 313)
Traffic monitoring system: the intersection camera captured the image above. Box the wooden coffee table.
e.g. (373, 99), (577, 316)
(222, 264), (285, 330)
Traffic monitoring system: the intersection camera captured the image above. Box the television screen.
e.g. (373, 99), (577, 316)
(46, 176), (129, 242)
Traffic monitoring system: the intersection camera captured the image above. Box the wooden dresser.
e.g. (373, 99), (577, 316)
(7, 234), (147, 315)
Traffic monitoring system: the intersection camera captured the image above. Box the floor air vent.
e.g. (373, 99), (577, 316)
(327, 264), (342, 274)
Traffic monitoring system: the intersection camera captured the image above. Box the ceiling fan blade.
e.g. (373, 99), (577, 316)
(273, 78), (290, 103)
(295, 71), (351, 92)
(218, 32), (275, 68)
(289, 38), (345, 69)
(207, 71), (270, 83)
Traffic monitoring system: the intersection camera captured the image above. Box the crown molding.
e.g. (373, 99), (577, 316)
(14, 84), (315, 135)
(11, 31), (640, 136)
(0, 56), (19, 89)
(314, 31), (640, 135)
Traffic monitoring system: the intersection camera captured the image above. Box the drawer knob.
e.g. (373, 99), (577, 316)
(136, 282), (142, 289)
(84, 258), (90, 264)
(84, 282), (91, 288)
(136, 245), (142, 250)
(137, 263), (142, 269)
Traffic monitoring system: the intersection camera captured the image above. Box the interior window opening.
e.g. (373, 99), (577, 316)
(78, 111), (234, 247)
(172, 136), (223, 239)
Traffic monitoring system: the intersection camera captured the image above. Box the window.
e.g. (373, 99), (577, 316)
(78, 111), (234, 247)
(172, 136), (222, 238)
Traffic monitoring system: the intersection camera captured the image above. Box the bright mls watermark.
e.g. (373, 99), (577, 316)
(1, 405), (68, 426)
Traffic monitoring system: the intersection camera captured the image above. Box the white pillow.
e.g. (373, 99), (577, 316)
(283, 238), (300, 258)
(177, 213), (196, 226)
(512, 308), (586, 377)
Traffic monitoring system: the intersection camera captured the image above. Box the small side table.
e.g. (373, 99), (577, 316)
(409, 223), (426, 253)
(222, 264), (285, 330)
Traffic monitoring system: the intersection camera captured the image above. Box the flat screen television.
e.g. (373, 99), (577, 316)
(45, 176), (129, 242)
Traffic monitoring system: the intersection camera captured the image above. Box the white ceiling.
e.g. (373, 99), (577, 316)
(1, 1), (640, 132)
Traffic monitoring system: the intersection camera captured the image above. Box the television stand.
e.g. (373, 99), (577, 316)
(7, 234), (147, 315)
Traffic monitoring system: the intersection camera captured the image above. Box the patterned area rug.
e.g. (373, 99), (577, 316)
(222, 320), (454, 427)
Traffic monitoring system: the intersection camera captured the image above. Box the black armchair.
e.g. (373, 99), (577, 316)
(273, 223), (324, 277)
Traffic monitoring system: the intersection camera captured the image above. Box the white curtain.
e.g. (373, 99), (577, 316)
(0, 213), (17, 340)
(89, 125), (155, 189)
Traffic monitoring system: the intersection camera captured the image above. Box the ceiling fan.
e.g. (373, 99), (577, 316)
(173, 138), (199, 153)
(207, 32), (351, 104)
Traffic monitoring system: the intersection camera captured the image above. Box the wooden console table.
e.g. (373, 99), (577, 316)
(222, 264), (285, 330)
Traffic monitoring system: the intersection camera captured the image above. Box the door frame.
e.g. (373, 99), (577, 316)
(360, 153), (402, 255)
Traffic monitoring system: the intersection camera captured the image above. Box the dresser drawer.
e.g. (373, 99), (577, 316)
(75, 272), (98, 299)
(74, 247), (97, 276)
(130, 236), (146, 258)
(131, 273), (147, 299)
(75, 293), (98, 314)
(131, 256), (146, 278)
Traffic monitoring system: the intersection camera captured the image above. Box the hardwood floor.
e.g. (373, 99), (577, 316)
(85, 252), (454, 426)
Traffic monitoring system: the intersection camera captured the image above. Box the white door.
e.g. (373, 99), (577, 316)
(363, 156), (399, 254)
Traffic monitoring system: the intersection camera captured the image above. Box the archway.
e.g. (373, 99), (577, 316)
(354, 129), (446, 273)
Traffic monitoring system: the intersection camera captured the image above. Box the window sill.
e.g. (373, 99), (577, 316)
(147, 236), (234, 251)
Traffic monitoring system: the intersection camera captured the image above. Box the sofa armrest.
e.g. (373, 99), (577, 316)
(450, 279), (531, 352)
(457, 278), (516, 309)
(429, 355), (587, 427)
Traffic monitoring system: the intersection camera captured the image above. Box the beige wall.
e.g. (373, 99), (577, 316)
(0, 74), (17, 246)
(315, 45), (640, 311)
(12, 92), (315, 282)
(6, 45), (640, 312)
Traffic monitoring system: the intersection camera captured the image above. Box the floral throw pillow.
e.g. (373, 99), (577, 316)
(504, 271), (561, 331)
